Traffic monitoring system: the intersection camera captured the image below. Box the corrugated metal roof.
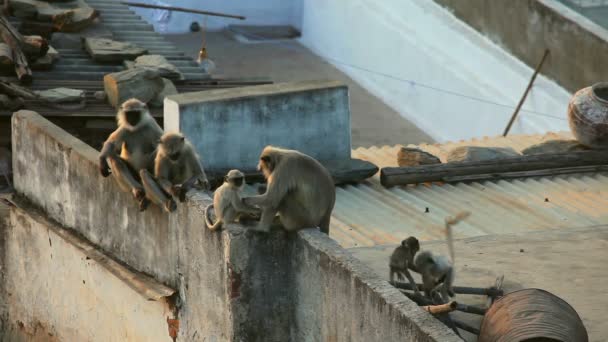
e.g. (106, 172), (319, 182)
(329, 131), (608, 248)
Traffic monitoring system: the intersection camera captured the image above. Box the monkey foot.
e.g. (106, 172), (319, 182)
(164, 199), (177, 213)
(138, 198), (150, 212)
(133, 188), (146, 201)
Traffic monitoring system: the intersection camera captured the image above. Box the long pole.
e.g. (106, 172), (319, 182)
(502, 49), (550, 137)
(121, 2), (246, 20)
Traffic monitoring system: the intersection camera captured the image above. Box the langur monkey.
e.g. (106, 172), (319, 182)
(413, 211), (471, 304)
(242, 146), (335, 234)
(389, 236), (421, 296)
(204, 169), (260, 231)
(139, 132), (209, 212)
(98, 98), (162, 209)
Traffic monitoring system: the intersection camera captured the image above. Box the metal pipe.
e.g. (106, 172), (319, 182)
(453, 319), (480, 335)
(392, 281), (504, 297)
(120, 2), (246, 20)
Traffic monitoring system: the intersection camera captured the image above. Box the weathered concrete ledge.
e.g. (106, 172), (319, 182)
(164, 80), (352, 171)
(293, 229), (461, 342)
(432, 0), (608, 92)
(11, 110), (234, 339)
(2, 200), (175, 341)
(8, 110), (460, 341)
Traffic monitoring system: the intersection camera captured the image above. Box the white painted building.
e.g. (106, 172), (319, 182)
(133, 0), (572, 143)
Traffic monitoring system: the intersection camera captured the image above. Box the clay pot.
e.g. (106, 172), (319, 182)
(568, 82), (608, 148)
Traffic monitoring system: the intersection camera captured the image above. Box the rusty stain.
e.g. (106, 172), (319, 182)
(167, 318), (179, 341)
(228, 263), (241, 299)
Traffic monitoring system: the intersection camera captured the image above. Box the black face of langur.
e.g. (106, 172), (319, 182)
(229, 174), (244, 187)
(403, 236), (420, 253)
(124, 109), (141, 127)
(119, 98), (149, 130)
(160, 134), (186, 161)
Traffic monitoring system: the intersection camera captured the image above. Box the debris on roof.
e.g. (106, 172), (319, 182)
(330, 132), (608, 248)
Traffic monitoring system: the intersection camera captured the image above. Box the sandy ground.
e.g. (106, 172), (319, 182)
(164, 31), (433, 148)
(349, 226), (608, 342)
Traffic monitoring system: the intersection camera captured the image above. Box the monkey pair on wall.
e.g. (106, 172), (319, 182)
(389, 211), (470, 304)
(98, 98), (209, 213)
(204, 146), (336, 234)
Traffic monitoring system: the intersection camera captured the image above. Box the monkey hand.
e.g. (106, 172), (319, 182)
(171, 185), (187, 202)
(193, 178), (209, 191)
(99, 157), (111, 177)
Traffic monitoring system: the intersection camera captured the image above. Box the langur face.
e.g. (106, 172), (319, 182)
(230, 176), (244, 188)
(124, 109), (142, 127)
(120, 99), (148, 128)
(225, 170), (245, 188)
(161, 135), (185, 161)
(258, 155), (273, 179)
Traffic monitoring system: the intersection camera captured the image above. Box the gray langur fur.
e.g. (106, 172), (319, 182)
(98, 98), (162, 210)
(204, 169), (259, 231)
(140, 131), (209, 212)
(389, 236), (421, 295)
(413, 211), (470, 303)
(242, 146), (336, 234)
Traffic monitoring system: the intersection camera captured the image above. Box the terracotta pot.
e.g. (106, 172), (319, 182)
(568, 82), (608, 148)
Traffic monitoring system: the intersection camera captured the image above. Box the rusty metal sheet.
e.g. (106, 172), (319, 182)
(479, 288), (588, 342)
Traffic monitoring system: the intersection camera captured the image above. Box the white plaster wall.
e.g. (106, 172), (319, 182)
(299, 0), (573, 143)
(131, 0), (303, 33)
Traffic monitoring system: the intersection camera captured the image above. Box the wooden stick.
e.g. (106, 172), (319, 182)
(121, 2), (246, 20)
(380, 150), (608, 187)
(0, 80), (36, 99)
(0, 15), (31, 84)
(503, 49), (550, 136)
(421, 301), (458, 315)
(443, 165), (608, 183)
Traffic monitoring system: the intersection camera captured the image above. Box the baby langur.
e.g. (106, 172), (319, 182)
(413, 211), (471, 304)
(98, 98), (162, 209)
(204, 169), (260, 231)
(389, 236), (421, 296)
(140, 132), (209, 212)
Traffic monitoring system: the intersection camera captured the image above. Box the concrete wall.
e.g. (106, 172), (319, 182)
(130, 0), (303, 34)
(8, 110), (459, 341)
(431, 0), (608, 93)
(2, 204), (174, 342)
(11, 111), (234, 340)
(164, 81), (351, 171)
(299, 0), (571, 143)
(292, 230), (461, 342)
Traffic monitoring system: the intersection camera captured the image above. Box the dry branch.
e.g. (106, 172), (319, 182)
(0, 15), (31, 84)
